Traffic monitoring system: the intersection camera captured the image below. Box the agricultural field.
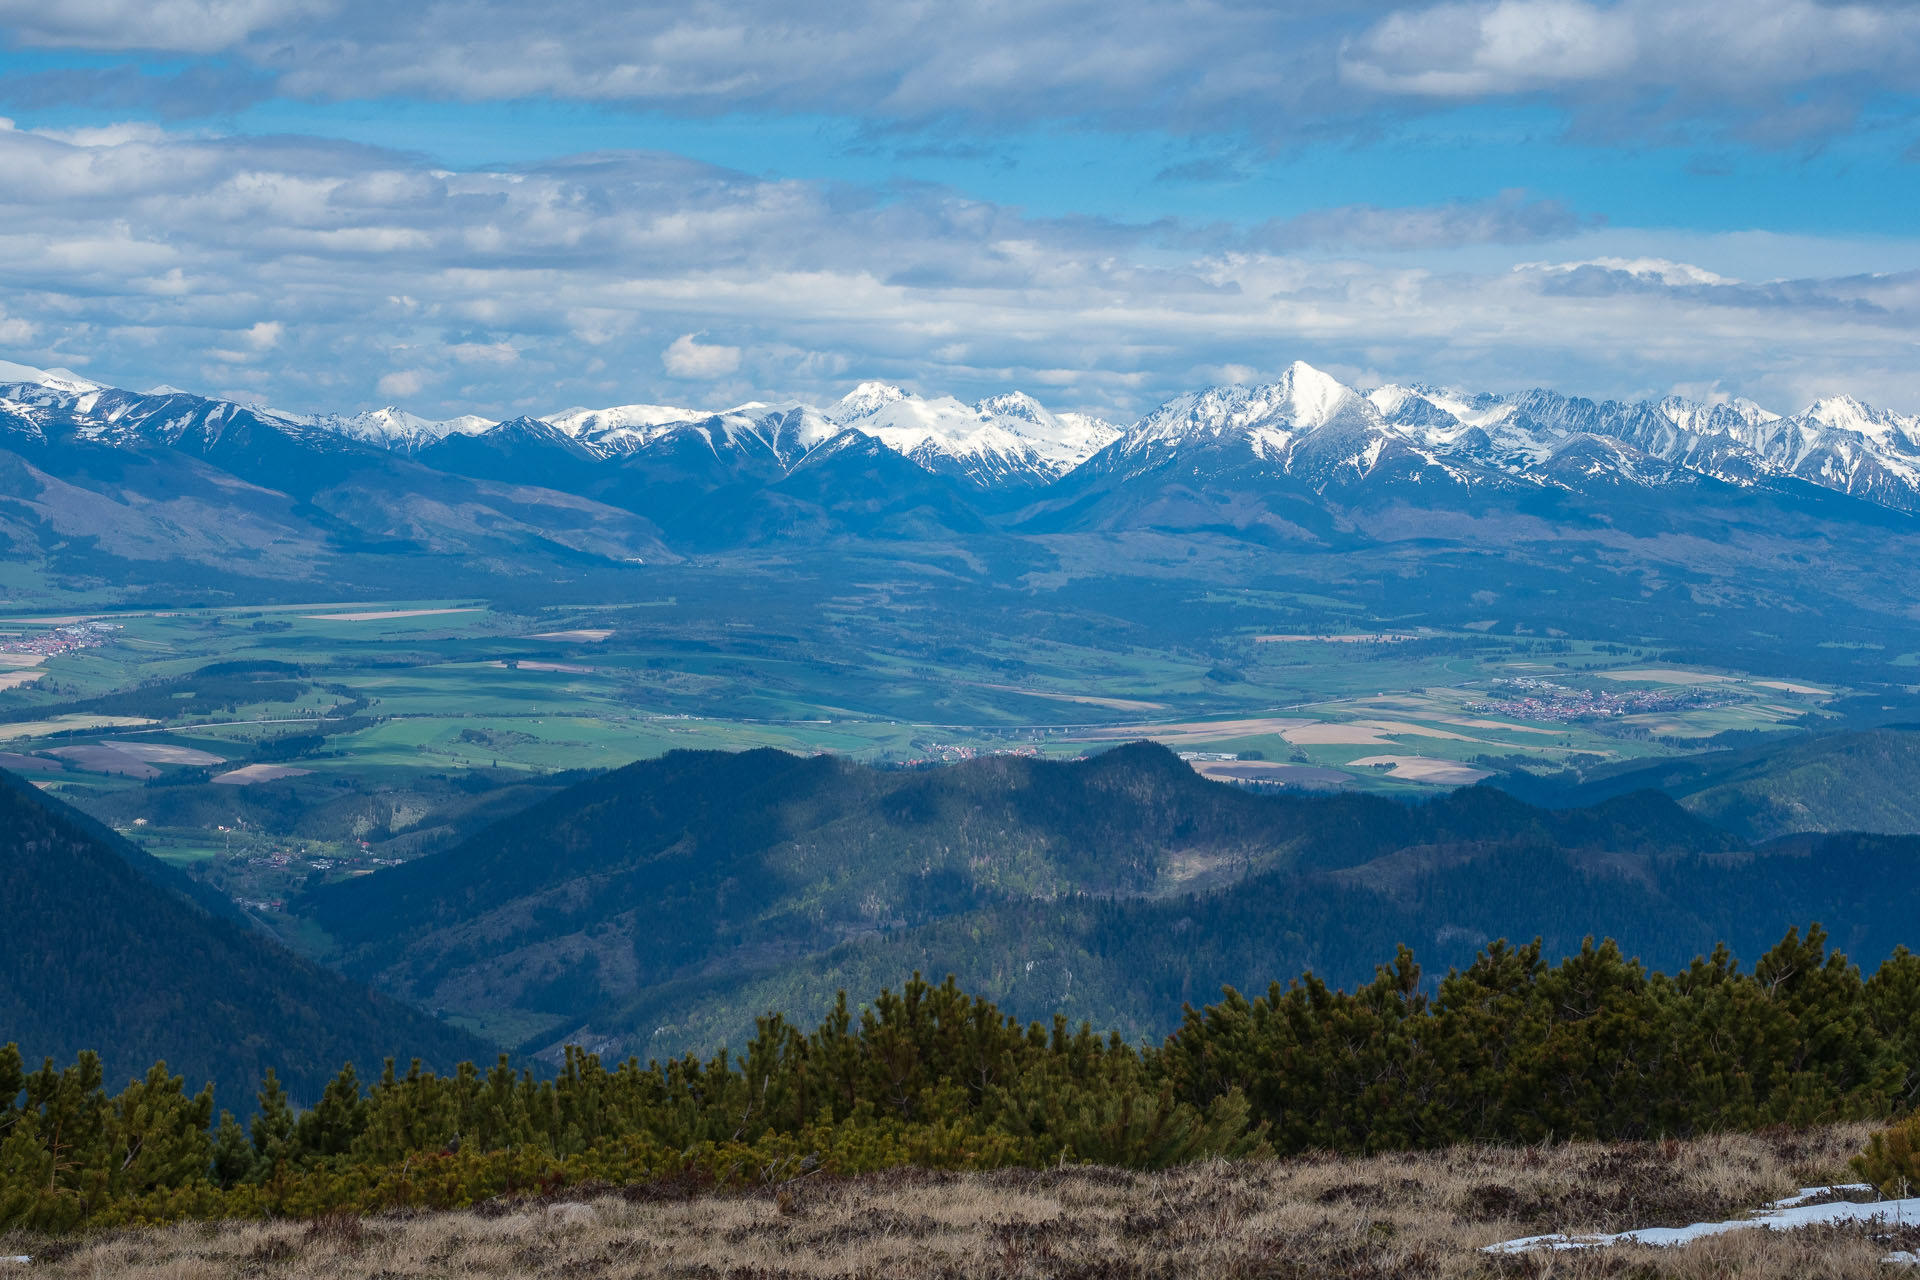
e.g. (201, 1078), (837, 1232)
(0, 565), (1859, 924)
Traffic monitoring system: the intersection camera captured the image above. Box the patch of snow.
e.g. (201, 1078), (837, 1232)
(828, 383), (1116, 478)
(832, 381), (909, 420)
(1766, 1183), (1874, 1210)
(1485, 1192), (1917, 1254)
(305, 406), (496, 448)
(1128, 361), (1370, 453)
(1802, 395), (1920, 447)
(543, 402), (703, 440)
(0, 359), (102, 394)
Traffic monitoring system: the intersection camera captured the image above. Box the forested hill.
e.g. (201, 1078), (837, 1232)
(283, 741), (1918, 1064)
(0, 768), (488, 1107)
(1496, 726), (1920, 841)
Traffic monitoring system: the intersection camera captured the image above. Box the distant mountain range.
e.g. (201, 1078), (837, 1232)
(6, 357), (1917, 509)
(6, 354), (1920, 669)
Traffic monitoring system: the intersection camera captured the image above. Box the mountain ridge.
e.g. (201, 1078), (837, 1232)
(9, 357), (1919, 511)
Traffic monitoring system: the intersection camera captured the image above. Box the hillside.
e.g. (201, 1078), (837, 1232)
(282, 742), (1920, 1062)
(1500, 728), (1920, 840)
(0, 768), (487, 1106)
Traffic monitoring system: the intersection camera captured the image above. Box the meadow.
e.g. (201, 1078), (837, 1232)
(7, 1125), (1908, 1280)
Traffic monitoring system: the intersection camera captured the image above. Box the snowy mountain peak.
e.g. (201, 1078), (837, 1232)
(819, 382), (1118, 485)
(308, 406), (497, 449)
(1128, 362), (1377, 456)
(8, 356), (1920, 513)
(542, 402), (703, 447)
(1276, 360), (1356, 429)
(0, 360), (104, 395)
(976, 390), (1048, 423)
(834, 381), (910, 420)
(1803, 395), (1917, 445)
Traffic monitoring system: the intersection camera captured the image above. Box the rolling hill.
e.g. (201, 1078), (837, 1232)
(1497, 727), (1920, 840)
(290, 742), (1920, 1063)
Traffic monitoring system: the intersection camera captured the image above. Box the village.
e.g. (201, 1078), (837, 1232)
(0, 619), (122, 658)
(1466, 676), (1731, 723)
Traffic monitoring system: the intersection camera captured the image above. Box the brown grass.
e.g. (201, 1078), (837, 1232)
(8, 1124), (1910, 1279)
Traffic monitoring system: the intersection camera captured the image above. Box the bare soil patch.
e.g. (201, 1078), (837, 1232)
(1281, 722), (1396, 745)
(1192, 760), (1353, 787)
(1254, 632), (1417, 643)
(1349, 754), (1496, 784)
(302, 608), (483, 622)
(971, 683), (1168, 712)
(101, 740), (226, 765)
(41, 745), (158, 778)
(212, 764), (314, 786)
(530, 629), (614, 642)
(1077, 717), (1314, 742)
(0, 715), (155, 740)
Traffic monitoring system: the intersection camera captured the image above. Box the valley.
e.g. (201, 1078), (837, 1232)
(3, 353), (1920, 1236)
(9, 10), (1920, 1267)
(0, 576), (1864, 894)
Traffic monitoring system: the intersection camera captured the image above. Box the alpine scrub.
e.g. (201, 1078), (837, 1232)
(4, 927), (1917, 1233)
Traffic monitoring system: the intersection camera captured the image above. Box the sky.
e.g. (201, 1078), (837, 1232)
(0, 0), (1918, 421)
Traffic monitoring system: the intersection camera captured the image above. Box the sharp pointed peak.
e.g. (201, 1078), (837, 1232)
(834, 381), (911, 418)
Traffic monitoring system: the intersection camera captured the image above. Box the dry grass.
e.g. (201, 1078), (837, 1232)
(9, 1124), (1912, 1279)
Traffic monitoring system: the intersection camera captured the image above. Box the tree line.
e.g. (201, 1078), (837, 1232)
(4, 924), (1917, 1232)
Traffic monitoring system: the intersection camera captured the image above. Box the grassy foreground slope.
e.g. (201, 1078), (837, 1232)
(0, 767), (488, 1106)
(7, 1125), (1904, 1279)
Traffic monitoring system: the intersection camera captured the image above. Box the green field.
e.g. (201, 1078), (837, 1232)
(0, 574), (1854, 935)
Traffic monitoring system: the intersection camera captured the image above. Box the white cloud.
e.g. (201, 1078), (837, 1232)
(1515, 257), (1737, 286)
(661, 333), (741, 379)
(377, 368), (427, 398)
(449, 340), (517, 366)
(0, 122), (1916, 417)
(0, 0), (1907, 149)
(0, 0), (334, 52)
(1342, 0), (1920, 112)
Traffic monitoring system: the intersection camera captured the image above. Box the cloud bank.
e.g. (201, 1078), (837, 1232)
(5, 0), (1920, 147)
(0, 121), (1915, 419)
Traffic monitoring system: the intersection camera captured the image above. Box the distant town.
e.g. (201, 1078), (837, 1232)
(0, 619), (122, 658)
(1467, 676), (1730, 723)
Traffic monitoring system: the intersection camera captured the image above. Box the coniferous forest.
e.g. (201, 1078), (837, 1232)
(6, 927), (1920, 1232)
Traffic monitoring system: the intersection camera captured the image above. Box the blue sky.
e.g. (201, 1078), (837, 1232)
(1, 0), (1918, 419)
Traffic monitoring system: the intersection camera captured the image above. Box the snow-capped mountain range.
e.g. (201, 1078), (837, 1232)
(3, 357), (1919, 511)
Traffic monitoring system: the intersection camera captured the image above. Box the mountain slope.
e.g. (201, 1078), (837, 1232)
(663, 826), (1919, 1061)
(1498, 728), (1920, 841)
(294, 743), (1781, 1061)
(0, 768), (488, 1107)
(828, 383), (1119, 489)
